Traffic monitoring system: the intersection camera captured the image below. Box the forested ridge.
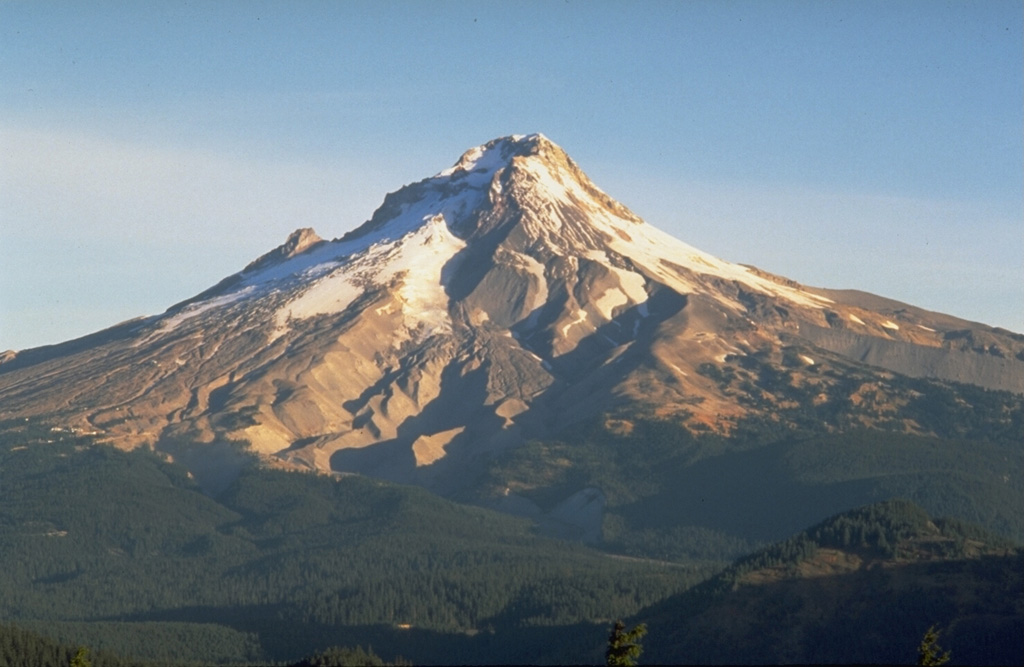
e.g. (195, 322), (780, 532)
(0, 623), (404, 667)
(635, 500), (1023, 665)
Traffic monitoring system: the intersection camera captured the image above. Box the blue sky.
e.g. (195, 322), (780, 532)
(1, 0), (1021, 350)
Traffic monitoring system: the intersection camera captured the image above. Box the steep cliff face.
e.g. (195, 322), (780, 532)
(1, 134), (1021, 493)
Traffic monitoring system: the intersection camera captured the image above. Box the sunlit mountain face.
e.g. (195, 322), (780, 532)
(1, 134), (1021, 499)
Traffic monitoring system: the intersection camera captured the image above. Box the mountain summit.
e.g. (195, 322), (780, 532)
(1, 134), (1022, 493)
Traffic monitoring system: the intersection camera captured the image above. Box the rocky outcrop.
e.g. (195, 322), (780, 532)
(243, 227), (325, 273)
(798, 321), (1024, 394)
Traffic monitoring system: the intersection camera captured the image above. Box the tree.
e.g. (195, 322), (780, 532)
(70, 646), (92, 667)
(292, 645), (409, 666)
(606, 619), (647, 667)
(917, 625), (950, 666)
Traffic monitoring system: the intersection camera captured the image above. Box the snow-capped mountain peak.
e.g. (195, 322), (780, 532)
(3, 134), (1021, 491)
(136, 134), (847, 386)
(435, 133), (547, 180)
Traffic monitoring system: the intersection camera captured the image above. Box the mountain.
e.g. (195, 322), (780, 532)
(635, 499), (1023, 665)
(1, 135), (1022, 663)
(1, 133), (1021, 508)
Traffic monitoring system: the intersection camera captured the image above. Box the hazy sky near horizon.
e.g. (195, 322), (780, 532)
(1, 1), (1021, 351)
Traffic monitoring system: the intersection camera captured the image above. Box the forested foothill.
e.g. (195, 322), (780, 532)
(1, 404), (1020, 664)
(0, 419), (700, 664)
(636, 499), (1023, 665)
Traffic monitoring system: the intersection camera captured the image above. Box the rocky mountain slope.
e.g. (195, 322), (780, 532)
(1, 134), (1021, 496)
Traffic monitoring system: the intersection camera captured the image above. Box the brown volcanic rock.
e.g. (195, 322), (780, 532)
(1, 134), (1021, 494)
(243, 227), (324, 273)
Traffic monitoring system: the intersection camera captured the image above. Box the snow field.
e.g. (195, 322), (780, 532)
(274, 216), (465, 338)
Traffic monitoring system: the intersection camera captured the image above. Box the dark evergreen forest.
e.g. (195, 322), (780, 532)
(0, 419), (703, 664)
(637, 500), (1023, 665)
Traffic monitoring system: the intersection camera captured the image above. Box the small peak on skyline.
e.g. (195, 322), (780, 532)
(243, 227), (325, 275)
(281, 227), (324, 254)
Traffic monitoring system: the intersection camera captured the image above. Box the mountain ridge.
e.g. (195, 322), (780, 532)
(1, 134), (1021, 495)
(637, 499), (1023, 665)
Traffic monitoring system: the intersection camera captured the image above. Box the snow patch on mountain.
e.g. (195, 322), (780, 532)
(240, 139), (509, 295)
(560, 308), (590, 337)
(139, 288), (256, 345)
(608, 266), (649, 307)
(478, 135), (834, 313)
(436, 134), (534, 182)
(275, 271), (362, 324)
(597, 216), (832, 311)
(275, 215), (465, 339)
(593, 287), (631, 321)
(239, 240), (345, 288)
(392, 217), (466, 337)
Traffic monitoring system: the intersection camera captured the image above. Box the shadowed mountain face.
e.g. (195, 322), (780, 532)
(1, 134), (1022, 495)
